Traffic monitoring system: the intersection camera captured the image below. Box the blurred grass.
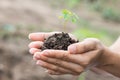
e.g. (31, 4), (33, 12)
(89, 0), (120, 22)
(72, 16), (117, 46)
(73, 27), (114, 45)
(78, 73), (86, 80)
(65, 0), (120, 22)
(102, 8), (120, 22)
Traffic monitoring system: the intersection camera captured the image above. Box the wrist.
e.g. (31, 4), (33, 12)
(96, 46), (114, 69)
(96, 46), (120, 77)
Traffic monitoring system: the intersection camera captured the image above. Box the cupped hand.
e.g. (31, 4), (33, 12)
(28, 32), (105, 75)
(28, 32), (77, 54)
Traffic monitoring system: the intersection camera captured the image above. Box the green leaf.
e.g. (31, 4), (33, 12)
(62, 9), (72, 15)
(58, 9), (80, 28)
(71, 18), (77, 23)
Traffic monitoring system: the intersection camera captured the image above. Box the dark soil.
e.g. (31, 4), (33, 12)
(41, 32), (79, 50)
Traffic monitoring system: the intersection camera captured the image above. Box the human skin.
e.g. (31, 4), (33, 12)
(28, 32), (120, 77)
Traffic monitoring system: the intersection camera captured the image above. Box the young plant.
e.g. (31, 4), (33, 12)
(59, 9), (79, 31)
(41, 9), (79, 51)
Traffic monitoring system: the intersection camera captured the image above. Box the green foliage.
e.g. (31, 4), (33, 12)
(59, 9), (79, 23)
(78, 73), (86, 80)
(91, 1), (103, 12)
(59, 9), (79, 31)
(88, 0), (120, 22)
(73, 28), (113, 45)
(2, 24), (16, 32)
(58, 9), (114, 45)
(102, 8), (120, 22)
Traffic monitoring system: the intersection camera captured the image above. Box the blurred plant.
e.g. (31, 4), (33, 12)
(59, 9), (79, 31)
(87, 0), (120, 22)
(91, 1), (103, 12)
(0, 24), (16, 39)
(102, 8), (120, 22)
(73, 27), (113, 45)
(2, 24), (16, 33)
(78, 73), (85, 80)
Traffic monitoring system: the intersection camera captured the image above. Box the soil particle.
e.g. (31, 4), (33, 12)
(41, 32), (79, 50)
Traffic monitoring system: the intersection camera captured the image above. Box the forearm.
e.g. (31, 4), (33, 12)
(97, 37), (120, 77)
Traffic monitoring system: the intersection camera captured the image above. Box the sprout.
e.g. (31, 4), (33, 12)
(59, 9), (79, 30)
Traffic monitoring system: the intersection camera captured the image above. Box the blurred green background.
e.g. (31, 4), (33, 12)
(0, 0), (120, 80)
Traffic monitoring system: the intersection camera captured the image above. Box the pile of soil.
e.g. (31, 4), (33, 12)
(41, 32), (79, 50)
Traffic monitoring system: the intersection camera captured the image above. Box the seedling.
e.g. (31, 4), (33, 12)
(59, 9), (79, 31)
(41, 9), (79, 51)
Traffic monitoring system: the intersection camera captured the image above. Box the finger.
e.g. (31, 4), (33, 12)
(29, 48), (41, 54)
(45, 69), (77, 75)
(68, 38), (98, 54)
(34, 50), (96, 68)
(37, 54), (84, 75)
(36, 60), (75, 75)
(28, 41), (43, 48)
(34, 50), (83, 65)
(46, 69), (80, 75)
(28, 32), (60, 41)
(34, 50), (72, 61)
(39, 50), (100, 70)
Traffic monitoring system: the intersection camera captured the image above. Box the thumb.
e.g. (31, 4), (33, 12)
(68, 42), (85, 54)
(68, 39), (97, 54)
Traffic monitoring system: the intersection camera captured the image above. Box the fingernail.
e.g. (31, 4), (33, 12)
(33, 53), (41, 60)
(28, 42), (34, 48)
(68, 45), (77, 54)
(42, 50), (49, 56)
(36, 60), (43, 65)
(28, 33), (32, 39)
(29, 48), (36, 54)
(29, 49), (34, 54)
(30, 48), (40, 55)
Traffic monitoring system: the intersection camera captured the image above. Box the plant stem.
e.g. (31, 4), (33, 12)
(63, 20), (68, 32)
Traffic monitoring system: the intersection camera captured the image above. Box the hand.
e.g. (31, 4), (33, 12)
(28, 32), (77, 54)
(28, 32), (105, 75)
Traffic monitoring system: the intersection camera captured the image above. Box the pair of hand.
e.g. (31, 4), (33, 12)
(28, 32), (105, 75)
